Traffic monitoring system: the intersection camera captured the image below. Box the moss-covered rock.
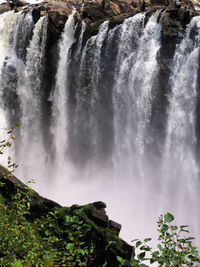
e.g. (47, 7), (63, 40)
(0, 166), (133, 266)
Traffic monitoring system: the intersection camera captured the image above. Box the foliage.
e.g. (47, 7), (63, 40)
(117, 212), (200, 267)
(0, 124), (20, 172)
(0, 187), (96, 266)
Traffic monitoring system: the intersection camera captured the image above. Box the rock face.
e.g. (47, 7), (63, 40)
(0, 0), (198, 59)
(1, 0), (198, 37)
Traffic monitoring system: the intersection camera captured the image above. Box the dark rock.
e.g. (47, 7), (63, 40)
(12, 0), (26, 7)
(71, 204), (80, 209)
(103, 0), (111, 10)
(169, 8), (179, 19)
(90, 211), (109, 227)
(151, 0), (169, 5)
(32, 8), (41, 24)
(109, 220), (122, 233)
(182, 10), (191, 26)
(92, 201), (107, 209)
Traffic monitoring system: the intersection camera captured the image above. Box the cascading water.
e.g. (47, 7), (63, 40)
(0, 11), (21, 164)
(0, 9), (200, 246)
(75, 21), (86, 59)
(12, 11), (34, 61)
(72, 20), (109, 165)
(111, 13), (145, 175)
(112, 11), (162, 179)
(16, 15), (49, 180)
(161, 16), (200, 238)
(51, 11), (76, 169)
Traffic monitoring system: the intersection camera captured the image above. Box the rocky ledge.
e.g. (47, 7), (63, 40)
(0, 166), (133, 266)
(1, 0), (200, 42)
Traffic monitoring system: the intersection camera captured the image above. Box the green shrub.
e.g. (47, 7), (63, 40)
(117, 212), (200, 266)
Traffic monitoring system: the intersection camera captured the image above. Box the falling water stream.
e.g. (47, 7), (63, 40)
(0, 10), (200, 245)
(51, 11), (76, 168)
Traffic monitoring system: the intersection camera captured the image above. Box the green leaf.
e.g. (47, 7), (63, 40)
(116, 256), (123, 263)
(129, 259), (139, 266)
(108, 241), (116, 246)
(140, 245), (151, 251)
(150, 258), (156, 264)
(170, 225), (178, 231)
(66, 243), (74, 251)
(136, 241), (142, 248)
(144, 238), (151, 242)
(185, 237), (195, 241)
(137, 252), (145, 260)
(131, 239), (139, 242)
(164, 212), (174, 223)
(77, 249), (85, 256)
(161, 224), (169, 232)
(152, 251), (159, 257)
(180, 225), (189, 228)
(78, 263), (85, 267)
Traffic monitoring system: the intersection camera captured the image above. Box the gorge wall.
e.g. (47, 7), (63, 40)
(0, 0), (200, 244)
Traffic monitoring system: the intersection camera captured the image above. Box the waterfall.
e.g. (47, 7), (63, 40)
(162, 16), (200, 236)
(112, 13), (145, 171)
(112, 11), (162, 179)
(0, 12), (49, 179)
(51, 11), (76, 168)
(15, 15), (49, 180)
(0, 9), (200, 245)
(0, 11), (21, 165)
(75, 21), (86, 58)
(12, 11), (34, 62)
(71, 21), (109, 165)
